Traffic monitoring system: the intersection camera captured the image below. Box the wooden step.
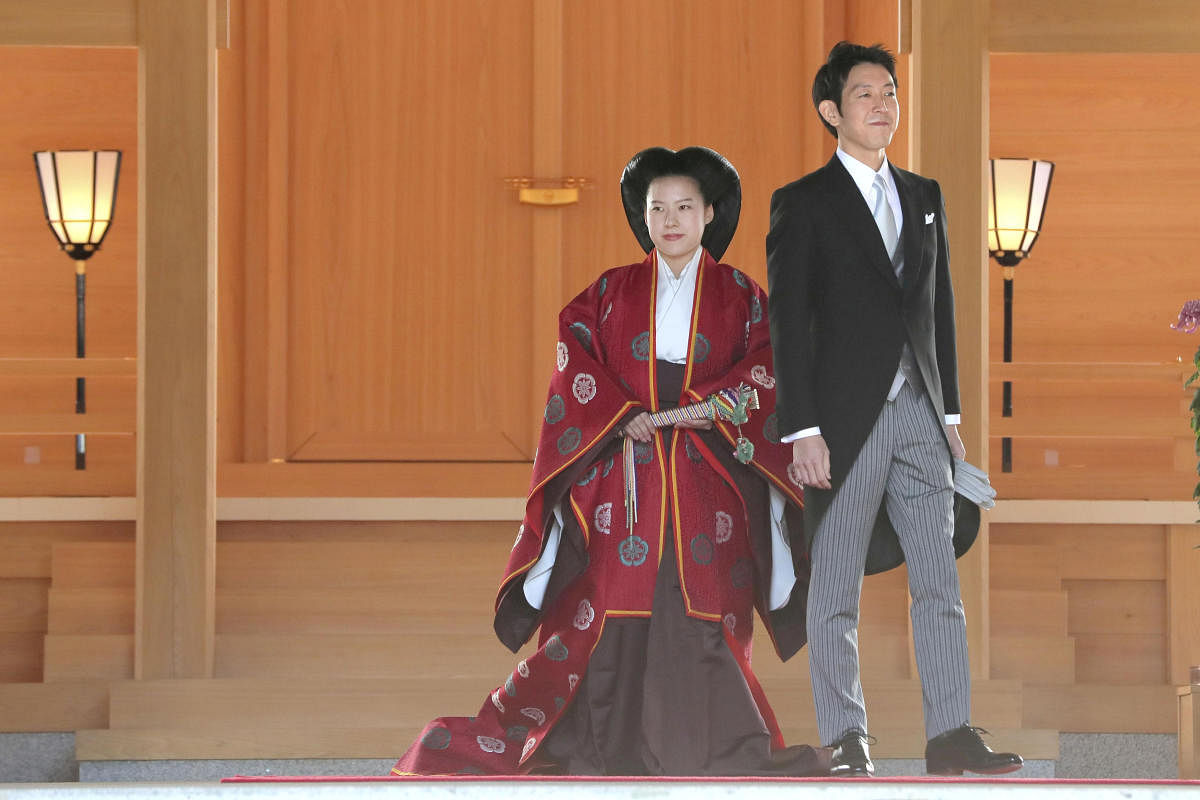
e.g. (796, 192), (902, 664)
(0, 681), (110, 732)
(990, 635), (1075, 683)
(991, 589), (1069, 636)
(74, 723), (1060, 762)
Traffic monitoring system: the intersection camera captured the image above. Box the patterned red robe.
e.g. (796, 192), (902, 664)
(393, 250), (810, 775)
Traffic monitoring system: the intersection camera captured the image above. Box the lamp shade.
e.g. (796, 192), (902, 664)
(33, 150), (122, 261)
(987, 158), (1053, 267)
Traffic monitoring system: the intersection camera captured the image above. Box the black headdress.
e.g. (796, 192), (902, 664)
(619, 146), (741, 261)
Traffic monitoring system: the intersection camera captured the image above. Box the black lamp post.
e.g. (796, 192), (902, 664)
(33, 150), (123, 471)
(987, 157), (1054, 473)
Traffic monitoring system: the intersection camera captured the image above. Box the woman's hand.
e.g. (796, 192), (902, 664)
(621, 412), (655, 442)
(673, 418), (713, 431)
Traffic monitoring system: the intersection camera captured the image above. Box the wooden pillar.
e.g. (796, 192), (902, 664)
(1167, 524), (1200, 685)
(136, 0), (218, 679)
(909, 0), (990, 679)
(528, 0), (564, 450)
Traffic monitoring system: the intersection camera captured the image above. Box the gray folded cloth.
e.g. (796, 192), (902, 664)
(954, 458), (996, 510)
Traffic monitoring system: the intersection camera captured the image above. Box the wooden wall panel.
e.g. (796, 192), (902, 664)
(0, 47), (137, 496)
(560, 0), (814, 298)
(281, 0), (535, 462)
(989, 54), (1200, 499)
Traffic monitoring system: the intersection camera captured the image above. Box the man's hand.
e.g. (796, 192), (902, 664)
(789, 435), (831, 489)
(621, 412), (655, 442)
(673, 418), (713, 431)
(945, 424), (966, 460)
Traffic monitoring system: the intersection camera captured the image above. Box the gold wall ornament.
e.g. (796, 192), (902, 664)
(504, 176), (591, 206)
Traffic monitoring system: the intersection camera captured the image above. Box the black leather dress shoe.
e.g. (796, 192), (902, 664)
(829, 731), (874, 777)
(925, 725), (1023, 776)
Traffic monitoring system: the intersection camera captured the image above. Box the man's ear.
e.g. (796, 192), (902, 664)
(704, 205), (714, 225)
(818, 99), (840, 127)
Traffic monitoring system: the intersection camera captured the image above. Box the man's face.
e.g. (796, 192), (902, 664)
(822, 62), (899, 164)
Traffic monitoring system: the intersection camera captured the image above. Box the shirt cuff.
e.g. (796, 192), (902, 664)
(781, 426), (821, 443)
(944, 414), (961, 425)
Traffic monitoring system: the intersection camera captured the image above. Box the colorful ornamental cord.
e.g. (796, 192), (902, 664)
(622, 384), (758, 538)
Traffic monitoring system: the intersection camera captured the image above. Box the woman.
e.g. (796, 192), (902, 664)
(392, 147), (824, 776)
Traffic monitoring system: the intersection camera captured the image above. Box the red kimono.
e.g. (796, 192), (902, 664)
(392, 251), (819, 776)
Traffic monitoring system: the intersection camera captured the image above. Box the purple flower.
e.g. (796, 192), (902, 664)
(1171, 299), (1200, 333)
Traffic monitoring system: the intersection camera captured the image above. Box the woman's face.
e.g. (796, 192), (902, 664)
(644, 175), (713, 268)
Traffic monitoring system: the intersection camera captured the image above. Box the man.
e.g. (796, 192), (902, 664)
(766, 41), (1022, 778)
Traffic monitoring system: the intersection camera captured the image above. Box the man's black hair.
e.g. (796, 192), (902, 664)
(811, 41), (898, 138)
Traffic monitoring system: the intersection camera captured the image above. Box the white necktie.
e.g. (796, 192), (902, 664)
(872, 174), (899, 264)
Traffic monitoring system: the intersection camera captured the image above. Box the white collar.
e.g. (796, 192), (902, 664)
(656, 246), (703, 284)
(836, 147), (895, 202)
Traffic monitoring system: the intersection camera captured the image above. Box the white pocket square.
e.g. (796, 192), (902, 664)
(924, 212), (935, 224)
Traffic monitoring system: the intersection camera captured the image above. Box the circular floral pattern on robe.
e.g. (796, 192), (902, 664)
(692, 333), (711, 363)
(555, 696), (566, 710)
(762, 412), (780, 444)
(505, 676), (517, 697)
(723, 613), (737, 633)
(517, 659), (530, 679)
(633, 441), (654, 465)
(491, 689), (506, 712)
(690, 534), (714, 565)
(576, 464), (598, 486)
(750, 364), (775, 389)
(511, 524), (524, 551)
(556, 341), (569, 372)
(573, 598), (595, 630)
(600, 302), (613, 326)
(522, 737), (539, 760)
(631, 331), (651, 361)
(731, 558), (753, 589)
(594, 502), (612, 535)
(598, 277), (608, 296)
(685, 435), (703, 463)
(715, 511), (733, 544)
(507, 725), (529, 741)
(545, 634), (569, 661)
(619, 535), (649, 567)
(568, 673), (580, 691)
(545, 394), (566, 424)
(521, 707), (547, 726)
(750, 295), (763, 324)
(422, 727), (452, 750)
(557, 427), (582, 455)
(732, 269), (749, 288)
(572, 373), (597, 405)
(570, 322), (593, 353)
(601, 456), (615, 477)
(477, 735), (506, 754)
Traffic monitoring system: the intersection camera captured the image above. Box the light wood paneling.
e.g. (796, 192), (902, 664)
(989, 544), (1060, 590)
(0, 633), (43, 683)
(0, 46), (137, 497)
(1023, 683), (1176, 733)
(0, 681), (109, 732)
(991, 589), (1068, 637)
(990, 0), (1200, 54)
(1073, 634), (1165, 685)
(991, 635), (1075, 684)
(1066, 579), (1166, 636)
(1167, 524), (1200, 686)
(0, 0), (136, 46)
(43, 634), (131, 682)
(279, 0), (535, 462)
(991, 524), (1166, 581)
(0, 579), (48, 634)
(989, 53), (1200, 501)
(561, 0), (813, 297)
(1182, 686), (1199, 779)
